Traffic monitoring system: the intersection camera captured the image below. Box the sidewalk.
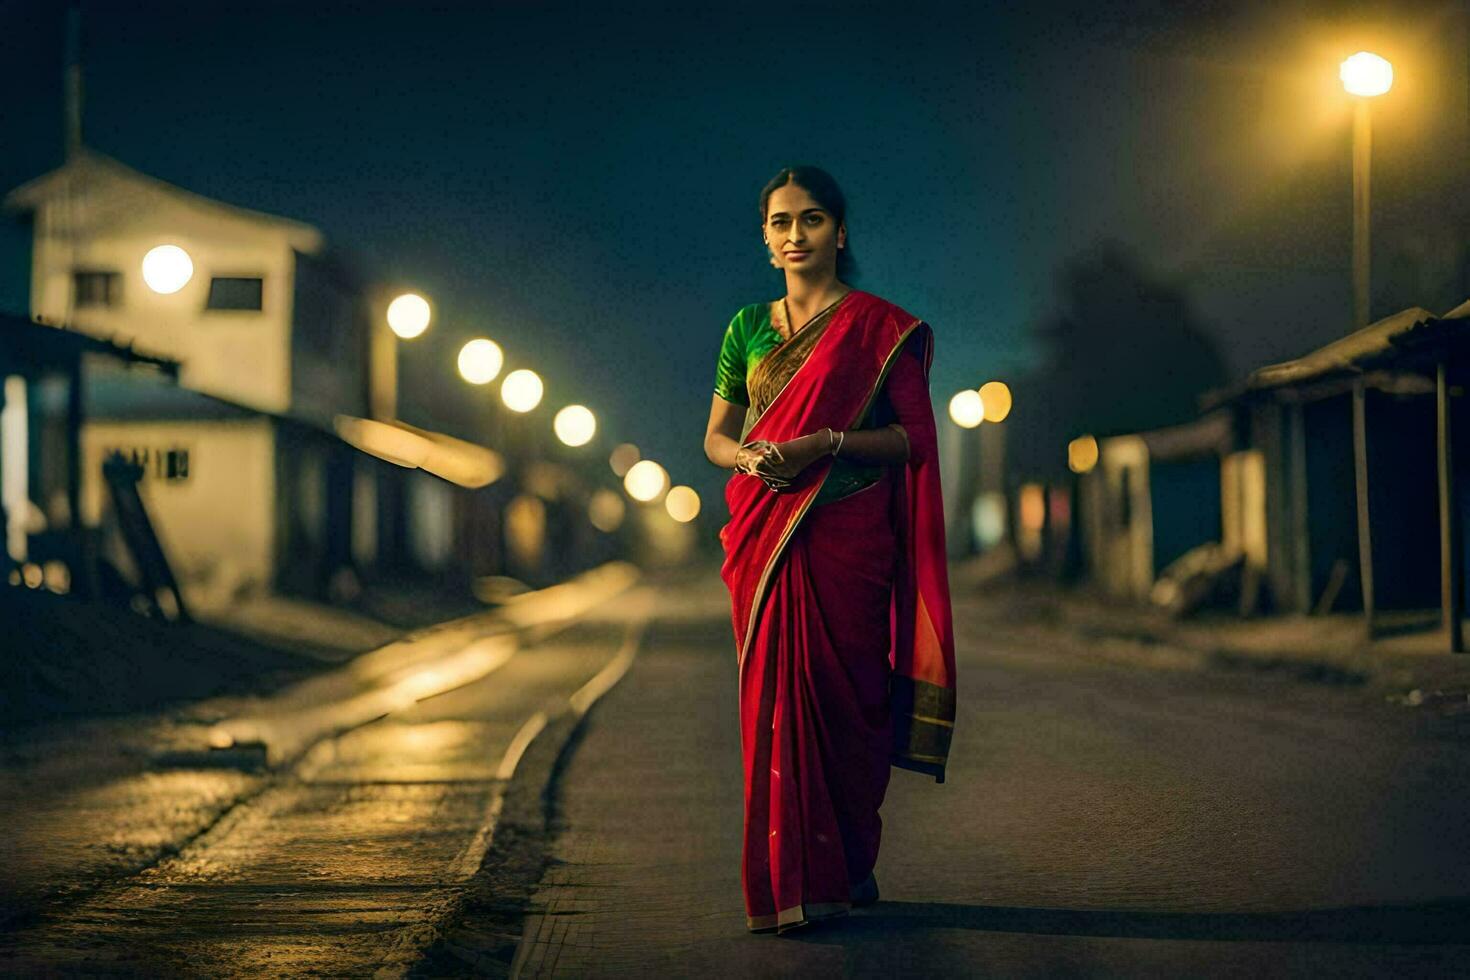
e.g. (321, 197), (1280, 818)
(951, 550), (1470, 714)
(0, 563), (640, 933)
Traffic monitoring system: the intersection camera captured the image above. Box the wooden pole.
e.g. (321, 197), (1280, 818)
(1288, 401), (1311, 612)
(1352, 379), (1376, 637)
(1352, 100), (1372, 331)
(1438, 360), (1465, 652)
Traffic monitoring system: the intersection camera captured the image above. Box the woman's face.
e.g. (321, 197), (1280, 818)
(763, 180), (845, 276)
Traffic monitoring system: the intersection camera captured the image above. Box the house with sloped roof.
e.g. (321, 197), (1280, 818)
(3, 152), (501, 612)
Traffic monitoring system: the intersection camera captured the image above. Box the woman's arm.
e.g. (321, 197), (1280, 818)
(827, 424), (909, 465)
(704, 393), (749, 470)
(764, 337), (930, 476)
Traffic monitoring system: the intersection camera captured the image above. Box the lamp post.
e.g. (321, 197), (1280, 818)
(371, 291), (433, 422)
(1339, 51), (1393, 330)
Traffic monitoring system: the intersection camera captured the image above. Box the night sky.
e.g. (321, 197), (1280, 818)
(3, 1), (1465, 511)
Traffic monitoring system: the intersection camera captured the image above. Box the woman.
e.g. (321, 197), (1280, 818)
(703, 166), (957, 934)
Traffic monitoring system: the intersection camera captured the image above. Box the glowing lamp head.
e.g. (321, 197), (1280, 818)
(554, 405), (597, 447)
(1340, 51), (1393, 97)
(457, 339), (503, 385)
(948, 389), (984, 428)
(387, 293), (432, 339)
(623, 459), (668, 502)
(665, 485), (701, 523)
(141, 245), (193, 294)
(978, 381), (1012, 422)
(500, 369), (544, 413)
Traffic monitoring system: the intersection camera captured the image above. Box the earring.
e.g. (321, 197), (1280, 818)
(769, 251), (782, 269)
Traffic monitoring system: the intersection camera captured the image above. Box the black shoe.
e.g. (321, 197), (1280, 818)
(851, 872), (879, 908)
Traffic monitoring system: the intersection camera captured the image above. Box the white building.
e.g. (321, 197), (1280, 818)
(4, 150), (381, 611)
(6, 150), (368, 424)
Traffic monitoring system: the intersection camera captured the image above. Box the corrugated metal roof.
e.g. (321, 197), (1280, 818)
(1246, 306), (1437, 389)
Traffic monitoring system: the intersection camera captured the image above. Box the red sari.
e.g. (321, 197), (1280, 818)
(718, 291), (957, 932)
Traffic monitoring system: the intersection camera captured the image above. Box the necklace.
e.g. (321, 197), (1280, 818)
(780, 289), (851, 342)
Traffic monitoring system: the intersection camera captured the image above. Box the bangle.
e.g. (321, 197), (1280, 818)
(834, 430), (844, 458)
(826, 427), (836, 456)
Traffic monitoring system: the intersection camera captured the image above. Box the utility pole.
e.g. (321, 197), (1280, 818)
(65, 3), (83, 159)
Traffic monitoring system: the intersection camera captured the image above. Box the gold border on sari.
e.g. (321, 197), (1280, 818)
(737, 316), (923, 671)
(746, 295), (844, 430)
(747, 900), (852, 933)
(891, 675), (956, 783)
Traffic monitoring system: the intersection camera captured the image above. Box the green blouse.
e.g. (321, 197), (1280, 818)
(714, 303), (886, 506)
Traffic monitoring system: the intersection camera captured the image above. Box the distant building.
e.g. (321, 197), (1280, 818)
(1076, 409), (1247, 604)
(5, 150), (367, 424)
(3, 150), (384, 610)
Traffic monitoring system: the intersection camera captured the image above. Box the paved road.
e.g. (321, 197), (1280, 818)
(4, 565), (1469, 976)
(514, 571), (1470, 978)
(0, 584), (649, 976)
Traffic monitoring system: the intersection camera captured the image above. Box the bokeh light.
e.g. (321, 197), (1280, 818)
(978, 381), (1012, 422)
(554, 405), (597, 446)
(624, 459), (669, 502)
(501, 368), (544, 413)
(387, 293), (432, 339)
(588, 488), (626, 532)
(1019, 483), (1046, 532)
(665, 485), (701, 523)
(141, 244), (193, 294)
(948, 389), (984, 428)
(609, 443), (640, 477)
(1068, 434), (1100, 474)
(457, 339), (503, 385)
(505, 494), (547, 568)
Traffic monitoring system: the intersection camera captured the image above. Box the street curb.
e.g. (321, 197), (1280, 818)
(150, 561), (641, 773)
(402, 600), (651, 978)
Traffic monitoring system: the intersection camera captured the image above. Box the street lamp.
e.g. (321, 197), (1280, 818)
(1068, 434), (1099, 474)
(948, 389), (984, 428)
(624, 459), (668, 502)
(553, 405), (596, 446)
(371, 290), (433, 421)
(458, 338), (504, 385)
(978, 381), (1012, 423)
(665, 485), (700, 523)
(141, 244), (193, 294)
(386, 292), (432, 339)
(1340, 51), (1393, 330)
(501, 369), (543, 413)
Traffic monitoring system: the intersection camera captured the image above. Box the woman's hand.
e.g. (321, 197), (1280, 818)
(733, 443), (771, 477)
(741, 431), (831, 490)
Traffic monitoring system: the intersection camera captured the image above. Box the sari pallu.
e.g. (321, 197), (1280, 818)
(718, 291), (957, 931)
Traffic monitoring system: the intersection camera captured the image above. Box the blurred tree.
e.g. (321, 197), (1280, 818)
(1009, 241), (1228, 481)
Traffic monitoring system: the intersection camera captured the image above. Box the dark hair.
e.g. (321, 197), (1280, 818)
(759, 165), (858, 281)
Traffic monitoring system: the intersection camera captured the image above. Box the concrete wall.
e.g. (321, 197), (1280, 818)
(81, 418), (276, 611)
(1087, 435), (1153, 600)
(28, 169), (297, 414)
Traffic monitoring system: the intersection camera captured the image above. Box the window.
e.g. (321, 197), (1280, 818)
(206, 276), (264, 311)
(73, 270), (121, 308)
